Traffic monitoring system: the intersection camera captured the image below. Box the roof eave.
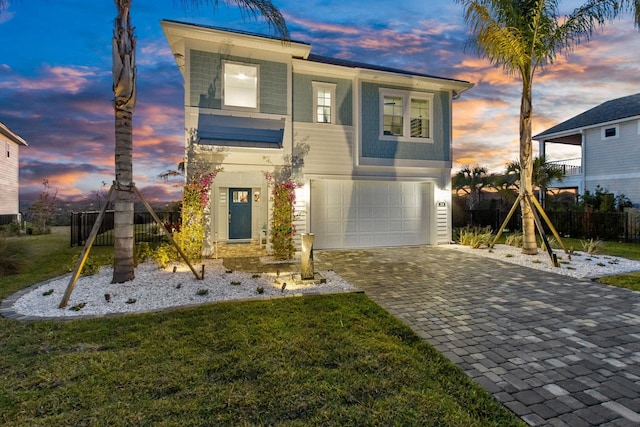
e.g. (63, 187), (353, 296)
(0, 122), (28, 146)
(535, 113), (640, 142)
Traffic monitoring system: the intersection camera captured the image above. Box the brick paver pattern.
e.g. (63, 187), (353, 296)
(316, 246), (640, 427)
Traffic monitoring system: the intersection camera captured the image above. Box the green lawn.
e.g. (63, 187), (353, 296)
(0, 228), (522, 426)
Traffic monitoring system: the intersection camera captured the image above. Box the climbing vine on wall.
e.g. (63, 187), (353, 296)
(177, 170), (217, 261)
(265, 172), (299, 260)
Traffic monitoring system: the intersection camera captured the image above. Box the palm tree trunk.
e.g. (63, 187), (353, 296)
(112, 0), (136, 283)
(520, 73), (537, 255)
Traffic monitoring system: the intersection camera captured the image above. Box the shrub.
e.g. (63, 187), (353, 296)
(0, 222), (22, 236)
(135, 242), (155, 264)
(457, 226), (493, 248)
(152, 243), (178, 269)
(505, 232), (523, 248)
(0, 235), (31, 276)
(581, 238), (604, 255)
(68, 253), (107, 277)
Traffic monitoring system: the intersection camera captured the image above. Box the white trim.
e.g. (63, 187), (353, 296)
(378, 88), (434, 143)
(359, 156), (450, 168)
(311, 81), (336, 124)
(586, 171), (640, 181)
(601, 124), (619, 141)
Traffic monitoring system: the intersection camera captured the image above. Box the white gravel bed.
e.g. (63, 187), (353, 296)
(447, 244), (640, 279)
(11, 259), (355, 319)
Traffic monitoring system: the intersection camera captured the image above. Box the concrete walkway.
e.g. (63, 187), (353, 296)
(315, 246), (640, 427)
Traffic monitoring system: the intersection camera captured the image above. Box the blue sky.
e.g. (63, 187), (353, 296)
(1, 0), (639, 203)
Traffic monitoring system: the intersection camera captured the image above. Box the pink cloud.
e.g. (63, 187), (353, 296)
(0, 65), (103, 94)
(286, 15), (360, 36)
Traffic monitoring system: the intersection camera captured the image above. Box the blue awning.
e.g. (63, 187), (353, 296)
(197, 114), (285, 149)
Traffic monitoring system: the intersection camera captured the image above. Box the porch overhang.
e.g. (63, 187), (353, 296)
(196, 114), (285, 149)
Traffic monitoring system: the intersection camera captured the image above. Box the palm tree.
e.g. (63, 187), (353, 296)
(505, 155), (563, 190)
(456, 0), (618, 254)
(452, 165), (490, 209)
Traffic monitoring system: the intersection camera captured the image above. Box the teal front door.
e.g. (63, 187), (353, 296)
(229, 188), (252, 239)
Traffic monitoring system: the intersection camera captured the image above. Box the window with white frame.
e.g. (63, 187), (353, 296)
(312, 82), (336, 124)
(601, 125), (619, 140)
(223, 61), (258, 109)
(380, 89), (433, 141)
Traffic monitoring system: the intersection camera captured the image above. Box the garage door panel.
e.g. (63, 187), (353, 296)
(311, 180), (430, 249)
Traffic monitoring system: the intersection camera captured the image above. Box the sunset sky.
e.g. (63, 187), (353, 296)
(1, 0), (639, 203)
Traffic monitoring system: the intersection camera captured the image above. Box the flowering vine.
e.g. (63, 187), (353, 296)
(178, 170), (217, 261)
(265, 172), (300, 260)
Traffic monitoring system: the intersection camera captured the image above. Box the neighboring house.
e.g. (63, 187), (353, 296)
(0, 121), (28, 222)
(534, 92), (640, 205)
(161, 21), (473, 252)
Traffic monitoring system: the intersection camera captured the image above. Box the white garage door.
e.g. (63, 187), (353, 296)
(310, 180), (431, 249)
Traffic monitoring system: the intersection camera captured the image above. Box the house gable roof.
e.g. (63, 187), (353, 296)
(534, 92), (640, 141)
(0, 122), (28, 146)
(161, 20), (473, 94)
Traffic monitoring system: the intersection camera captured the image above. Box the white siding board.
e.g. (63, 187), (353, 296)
(0, 137), (20, 215)
(294, 122), (354, 176)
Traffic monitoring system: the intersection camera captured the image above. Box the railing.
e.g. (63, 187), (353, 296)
(70, 211), (181, 247)
(0, 214), (19, 225)
(548, 158), (582, 176)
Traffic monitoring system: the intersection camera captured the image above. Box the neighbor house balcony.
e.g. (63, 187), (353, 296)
(548, 158), (582, 190)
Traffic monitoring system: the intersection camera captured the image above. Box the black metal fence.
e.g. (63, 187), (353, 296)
(70, 211), (181, 247)
(453, 208), (521, 234)
(454, 209), (640, 243)
(0, 214), (18, 225)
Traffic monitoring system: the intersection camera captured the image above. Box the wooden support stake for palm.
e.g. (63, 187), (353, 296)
(489, 192), (567, 268)
(59, 181), (202, 309)
(131, 184), (202, 281)
(59, 184), (116, 308)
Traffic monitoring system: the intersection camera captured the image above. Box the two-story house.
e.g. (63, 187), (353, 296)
(534, 92), (640, 206)
(0, 121), (28, 223)
(161, 21), (473, 252)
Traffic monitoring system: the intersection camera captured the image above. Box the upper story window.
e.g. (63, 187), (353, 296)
(223, 61), (258, 110)
(312, 81), (336, 124)
(601, 125), (619, 140)
(5, 142), (9, 158)
(380, 88), (433, 142)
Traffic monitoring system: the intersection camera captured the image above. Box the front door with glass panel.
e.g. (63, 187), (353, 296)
(229, 188), (252, 239)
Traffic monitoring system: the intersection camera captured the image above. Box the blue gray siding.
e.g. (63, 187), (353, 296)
(189, 50), (287, 114)
(292, 73), (353, 125)
(361, 82), (450, 161)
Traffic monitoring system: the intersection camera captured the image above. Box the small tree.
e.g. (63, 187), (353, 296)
(28, 180), (57, 234)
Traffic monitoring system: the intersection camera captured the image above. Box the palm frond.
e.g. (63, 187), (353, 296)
(179, 0), (288, 38)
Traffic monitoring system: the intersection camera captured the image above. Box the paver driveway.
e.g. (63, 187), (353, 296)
(316, 246), (640, 427)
